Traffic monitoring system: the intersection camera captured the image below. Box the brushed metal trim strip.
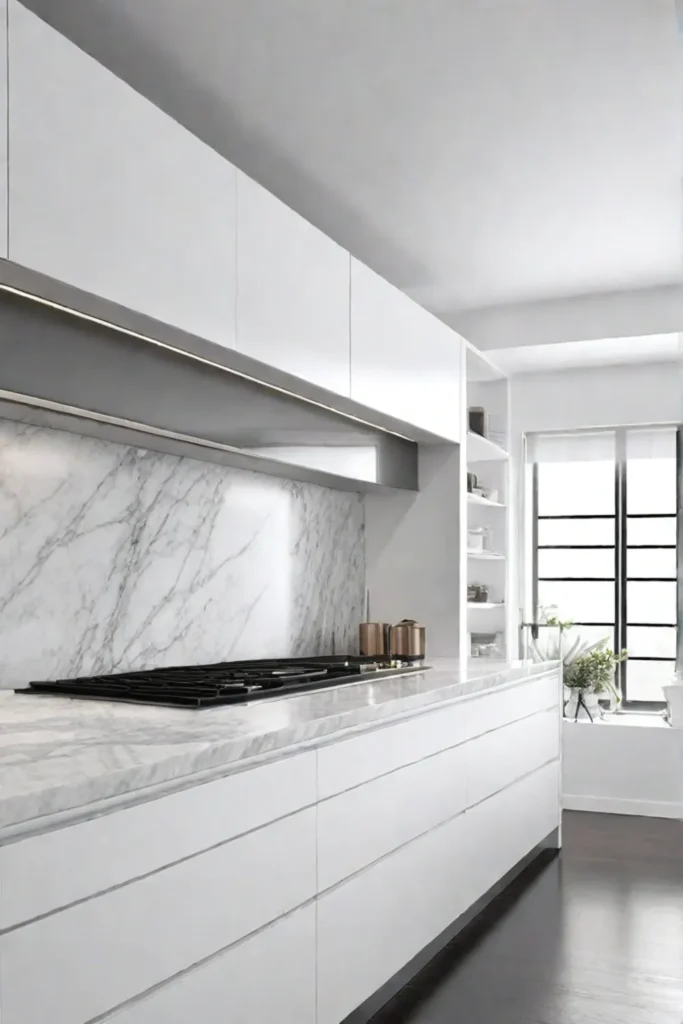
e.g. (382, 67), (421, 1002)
(0, 259), (447, 444)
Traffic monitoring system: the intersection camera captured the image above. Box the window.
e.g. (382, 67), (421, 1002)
(527, 427), (680, 709)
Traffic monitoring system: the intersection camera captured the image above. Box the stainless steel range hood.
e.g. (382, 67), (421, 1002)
(0, 262), (420, 492)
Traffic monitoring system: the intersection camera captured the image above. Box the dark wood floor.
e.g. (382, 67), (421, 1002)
(372, 812), (683, 1024)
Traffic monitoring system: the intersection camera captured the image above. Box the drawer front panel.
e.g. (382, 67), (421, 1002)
(0, 751), (316, 929)
(1, 808), (316, 1024)
(318, 740), (468, 890)
(463, 671), (560, 742)
(466, 761), (560, 905)
(318, 697), (470, 798)
(317, 811), (469, 1024)
(467, 708), (560, 809)
(103, 906), (316, 1024)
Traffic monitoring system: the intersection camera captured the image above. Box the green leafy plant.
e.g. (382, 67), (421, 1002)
(529, 605), (608, 669)
(564, 643), (627, 700)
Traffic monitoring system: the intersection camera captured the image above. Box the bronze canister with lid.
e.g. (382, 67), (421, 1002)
(389, 619), (426, 661)
(358, 622), (391, 658)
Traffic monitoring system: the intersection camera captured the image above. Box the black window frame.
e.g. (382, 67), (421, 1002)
(530, 426), (681, 711)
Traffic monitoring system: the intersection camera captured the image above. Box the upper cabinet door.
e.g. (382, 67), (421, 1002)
(236, 172), (351, 396)
(8, 2), (236, 347)
(350, 259), (463, 441)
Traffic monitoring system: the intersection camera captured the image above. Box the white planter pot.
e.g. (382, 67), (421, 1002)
(663, 684), (683, 728)
(564, 689), (601, 721)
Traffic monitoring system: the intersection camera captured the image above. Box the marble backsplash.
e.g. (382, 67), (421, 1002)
(0, 419), (365, 687)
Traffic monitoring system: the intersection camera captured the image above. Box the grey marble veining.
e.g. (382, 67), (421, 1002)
(0, 660), (560, 837)
(0, 419), (364, 687)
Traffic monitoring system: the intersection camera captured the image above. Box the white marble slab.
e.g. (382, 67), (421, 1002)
(0, 660), (560, 838)
(0, 419), (364, 687)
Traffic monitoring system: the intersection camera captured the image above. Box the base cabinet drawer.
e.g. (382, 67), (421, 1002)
(1, 751), (316, 929)
(317, 698), (472, 799)
(0, 809), (316, 1024)
(466, 761), (560, 906)
(318, 740), (468, 889)
(317, 812), (469, 1024)
(463, 671), (560, 743)
(466, 708), (560, 809)
(103, 906), (316, 1024)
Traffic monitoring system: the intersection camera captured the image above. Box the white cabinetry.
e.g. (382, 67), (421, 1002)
(466, 762), (560, 907)
(350, 258), (463, 440)
(0, 673), (561, 1024)
(0, 809), (316, 1024)
(103, 906), (316, 1024)
(8, 2), (236, 345)
(236, 171), (350, 394)
(317, 811), (470, 1024)
(0, 751), (316, 929)
(318, 739), (469, 890)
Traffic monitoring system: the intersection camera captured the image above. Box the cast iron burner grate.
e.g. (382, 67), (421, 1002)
(16, 657), (427, 708)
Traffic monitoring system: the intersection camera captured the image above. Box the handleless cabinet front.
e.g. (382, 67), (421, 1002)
(236, 171), (351, 395)
(101, 906), (316, 1024)
(350, 258), (463, 441)
(8, 1), (236, 346)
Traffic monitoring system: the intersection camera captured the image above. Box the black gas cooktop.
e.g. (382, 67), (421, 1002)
(16, 657), (428, 709)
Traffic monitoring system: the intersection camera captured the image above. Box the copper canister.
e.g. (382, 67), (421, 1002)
(359, 622), (390, 658)
(389, 619), (426, 661)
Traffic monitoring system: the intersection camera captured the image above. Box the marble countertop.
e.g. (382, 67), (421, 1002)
(0, 659), (559, 839)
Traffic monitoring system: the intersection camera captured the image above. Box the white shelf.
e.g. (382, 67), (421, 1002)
(467, 492), (506, 509)
(466, 431), (508, 462)
(467, 601), (505, 610)
(467, 550), (505, 560)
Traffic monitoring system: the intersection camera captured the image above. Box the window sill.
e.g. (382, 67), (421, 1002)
(563, 713), (670, 730)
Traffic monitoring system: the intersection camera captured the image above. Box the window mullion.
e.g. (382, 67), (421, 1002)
(676, 427), (683, 675)
(616, 431), (627, 699)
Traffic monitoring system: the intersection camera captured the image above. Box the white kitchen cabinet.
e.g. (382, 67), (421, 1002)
(8, 2), (236, 345)
(318, 739), (469, 890)
(465, 708), (560, 810)
(462, 669), (560, 743)
(317, 692), (472, 799)
(0, 808), (316, 1024)
(103, 906), (316, 1024)
(350, 258), (463, 440)
(466, 762), (560, 907)
(317, 811), (470, 1024)
(236, 171), (351, 394)
(1, 751), (316, 929)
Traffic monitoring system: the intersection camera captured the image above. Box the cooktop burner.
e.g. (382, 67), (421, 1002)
(16, 657), (428, 708)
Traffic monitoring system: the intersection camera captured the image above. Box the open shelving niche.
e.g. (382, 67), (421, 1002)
(463, 343), (511, 663)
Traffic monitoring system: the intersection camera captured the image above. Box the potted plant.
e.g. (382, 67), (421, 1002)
(528, 606), (626, 720)
(563, 642), (627, 721)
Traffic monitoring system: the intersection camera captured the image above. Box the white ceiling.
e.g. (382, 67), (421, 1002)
(27, 0), (683, 319)
(485, 333), (682, 375)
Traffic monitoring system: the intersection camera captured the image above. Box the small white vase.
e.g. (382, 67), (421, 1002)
(663, 684), (683, 728)
(564, 689), (601, 721)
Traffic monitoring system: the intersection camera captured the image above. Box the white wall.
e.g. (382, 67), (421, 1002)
(457, 284), (683, 351)
(510, 359), (682, 435)
(510, 361), (682, 818)
(563, 720), (682, 820)
(365, 444), (463, 660)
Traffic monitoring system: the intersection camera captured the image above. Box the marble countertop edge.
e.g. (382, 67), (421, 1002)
(0, 660), (561, 840)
